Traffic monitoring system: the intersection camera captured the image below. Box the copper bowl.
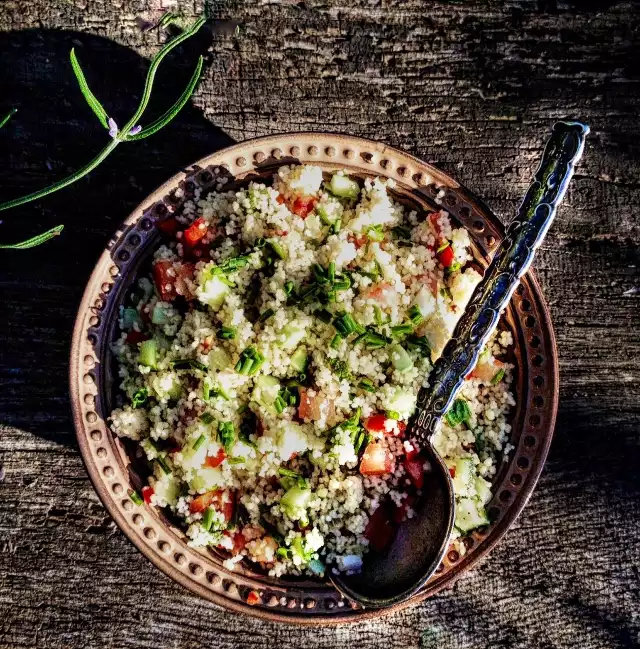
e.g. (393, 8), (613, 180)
(70, 133), (558, 623)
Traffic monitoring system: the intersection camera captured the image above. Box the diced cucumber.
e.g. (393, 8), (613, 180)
(290, 346), (309, 373)
(389, 344), (413, 373)
(121, 307), (142, 330)
(151, 304), (171, 325)
(151, 473), (180, 507)
(291, 536), (309, 562)
(474, 475), (492, 506)
(208, 347), (231, 370)
(280, 485), (311, 521)
(278, 321), (307, 352)
(455, 497), (490, 532)
(198, 275), (229, 309)
(452, 457), (475, 495)
(252, 375), (281, 415)
(139, 339), (158, 368)
(384, 387), (417, 420)
(329, 174), (360, 200)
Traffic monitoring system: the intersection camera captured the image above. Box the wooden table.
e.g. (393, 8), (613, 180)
(1, 2), (639, 647)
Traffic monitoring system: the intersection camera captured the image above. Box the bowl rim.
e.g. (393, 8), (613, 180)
(69, 131), (559, 624)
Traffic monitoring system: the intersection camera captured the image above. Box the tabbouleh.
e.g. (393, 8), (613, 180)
(109, 164), (515, 577)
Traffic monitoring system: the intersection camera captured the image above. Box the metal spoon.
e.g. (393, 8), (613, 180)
(331, 121), (589, 608)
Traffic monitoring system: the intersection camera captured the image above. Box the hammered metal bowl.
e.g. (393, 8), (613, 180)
(70, 133), (558, 623)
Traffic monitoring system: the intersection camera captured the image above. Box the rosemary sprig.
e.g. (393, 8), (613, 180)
(0, 17), (207, 249)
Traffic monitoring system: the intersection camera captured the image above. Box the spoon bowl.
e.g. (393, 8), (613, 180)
(331, 444), (454, 607)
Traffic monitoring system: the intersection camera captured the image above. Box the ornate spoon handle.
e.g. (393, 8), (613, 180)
(411, 121), (589, 444)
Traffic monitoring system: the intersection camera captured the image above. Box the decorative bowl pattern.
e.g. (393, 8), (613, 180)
(70, 133), (558, 623)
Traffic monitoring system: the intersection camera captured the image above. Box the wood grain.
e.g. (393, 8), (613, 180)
(1, 1), (639, 647)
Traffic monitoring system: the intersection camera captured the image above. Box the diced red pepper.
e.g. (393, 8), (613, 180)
(276, 194), (286, 205)
(155, 216), (180, 237)
(348, 233), (368, 249)
(125, 330), (149, 345)
(204, 448), (226, 468)
(142, 486), (155, 505)
(359, 442), (394, 476)
(153, 260), (177, 301)
(364, 504), (395, 552)
(449, 467), (456, 479)
(183, 217), (208, 247)
(437, 243), (455, 268)
(291, 196), (317, 218)
(404, 456), (425, 489)
(396, 420), (407, 436)
(392, 494), (417, 524)
(231, 530), (246, 554)
(190, 489), (235, 522)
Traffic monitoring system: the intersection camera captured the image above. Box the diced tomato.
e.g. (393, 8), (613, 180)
(246, 590), (261, 606)
(125, 330), (149, 345)
(231, 530), (247, 554)
(174, 262), (196, 299)
(183, 217), (208, 247)
(291, 196), (317, 218)
(298, 388), (333, 422)
(404, 440), (419, 460)
(364, 413), (389, 434)
(141, 486), (155, 505)
(276, 194), (286, 205)
(469, 357), (504, 383)
(359, 442), (394, 476)
(155, 216), (179, 237)
(392, 494), (417, 524)
(396, 420), (407, 436)
(348, 233), (368, 249)
(189, 489), (235, 522)
(449, 467), (456, 478)
(364, 504), (395, 552)
(437, 243), (455, 268)
(153, 260), (177, 301)
(404, 456), (425, 489)
(204, 448), (226, 468)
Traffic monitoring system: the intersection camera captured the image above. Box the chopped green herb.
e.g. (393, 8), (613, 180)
(276, 547), (291, 559)
(200, 412), (215, 425)
(218, 253), (251, 273)
(331, 218), (342, 234)
(445, 398), (472, 428)
(391, 324), (413, 336)
(328, 261), (336, 283)
(365, 224), (385, 242)
(258, 308), (275, 322)
(440, 285), (453, 301)
(374, 305), (384, 326)
(227, 457), (245, 465)
(193, 433), (207, 450)
(284, 281), (295, 296)
(266, 239), (287, 260)
(445, 261), (462, 275)
(156, 456), (172, 475)
(217, 421), (235, 452)
(330, 333), (342, 349)
(235, 346), (265, 375)
(129, 490), (143, 506)
(131, 387), (148, 409)
(202, 507), (216, 531)
(436, 241), (450, 254)
(491, 368), (506, 385)
(408, 305), (423, 325)
(328, 358), (351, 380)
(405, 334), (431, 356)
(332, 275), (351, 292)
(170, 359), (208, 372)
(255, 237), (267, 248)
(386, 410), (401, 420)
(358, 378), (376, 393)
(218, 326), (237, 340)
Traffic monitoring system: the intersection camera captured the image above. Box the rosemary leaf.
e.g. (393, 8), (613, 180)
(0, 225), (64, 250)
(70, 48), (109, 129)
(0, 108), (17, 130)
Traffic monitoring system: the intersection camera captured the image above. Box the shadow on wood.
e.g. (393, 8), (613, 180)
(0, 26), (235, 443)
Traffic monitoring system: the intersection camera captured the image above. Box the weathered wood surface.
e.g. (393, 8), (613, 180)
(1, 1), (639, 647)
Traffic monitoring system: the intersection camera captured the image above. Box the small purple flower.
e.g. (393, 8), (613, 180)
(129, 125), (142, 136)
(108, 117), (119, 139)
